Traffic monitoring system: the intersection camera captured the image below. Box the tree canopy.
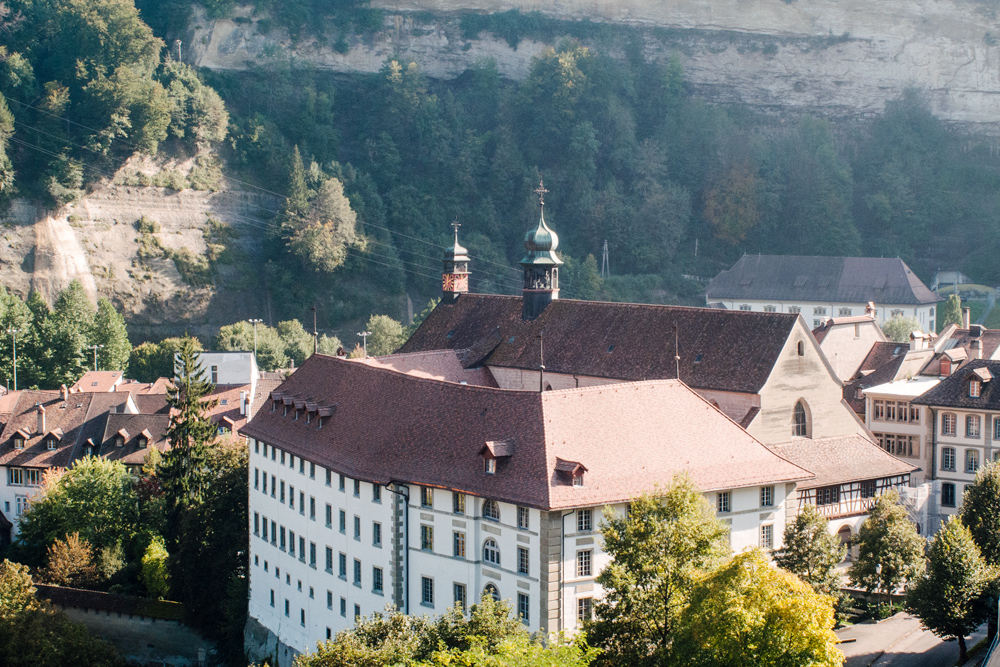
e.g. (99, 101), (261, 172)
(849, 492), (925, 603)
(774, 504), (846, 596)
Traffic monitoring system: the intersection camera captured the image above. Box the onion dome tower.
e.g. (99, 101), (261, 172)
(520, 180), (563, 320)
(442, 219), (470, 304)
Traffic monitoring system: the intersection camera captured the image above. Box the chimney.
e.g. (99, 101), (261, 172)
(972, 338), (983, 359)
(240, 391), (247, 416)
(60, 384), (68, 401)
(36, 404), (45, 435)
(963, 307), (971, 329)
(909, 331), (926, 351)
(941, 356), (952, 376)
(865, 301), (876, 318)
(971, 324), (984, 338)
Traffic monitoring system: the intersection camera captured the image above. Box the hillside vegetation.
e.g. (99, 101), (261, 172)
(3, 1), (1000, 340)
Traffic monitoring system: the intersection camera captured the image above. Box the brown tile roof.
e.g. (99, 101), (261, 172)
(812, 315), (881, 344)
(768, 434), (917, 488)
(100, 413), (169, 465)
(240, 355), (812, 510)
(912, 359), (1000, 409)
(357, 350), (497, 387)
(0, 391), (97, 469)
(70, 371), (124, 393)
(206, 384), (251, 433)
(252, 378), (282, 420)
(132, 394), (169, 415)
(399, 295), (799, 394)
(706, 255), (941, 305)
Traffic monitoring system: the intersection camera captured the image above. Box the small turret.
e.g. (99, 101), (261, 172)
(442, 219), (470, 304)
(520, 180), (563, 320)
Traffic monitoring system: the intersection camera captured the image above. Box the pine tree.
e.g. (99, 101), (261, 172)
(774, 504), (846, 596)
(907, 518), (993, 664)
(942, 294), (963, 329)
(286, 145), (310, 217)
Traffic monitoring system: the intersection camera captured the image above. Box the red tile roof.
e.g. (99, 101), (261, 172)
(399, 295), (799, 394)
(768, 434), (917, 488)
(0, 391), (96, 468)
(357, 350), (497, 386)
(70, 371), (124, 393)
(100, 413), (170, 465)
(240, 355), (812, 510)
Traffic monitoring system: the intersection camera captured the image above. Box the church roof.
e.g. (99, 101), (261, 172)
(240, 355), (812, 510)
(398, 294), (799, 394)
(706, 255), (941, 305)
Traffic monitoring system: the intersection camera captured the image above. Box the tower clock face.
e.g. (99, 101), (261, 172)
(442, 273), (469, 292)
(442, 274), (456, 291)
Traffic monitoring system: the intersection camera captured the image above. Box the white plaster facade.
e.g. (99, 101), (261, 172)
(246, 437), (794, 660)
(863, 378), (941, 486)
(711, 299), (936, 334)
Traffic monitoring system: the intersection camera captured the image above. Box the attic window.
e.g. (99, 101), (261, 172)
(138, 437), (147, 449)
(797, 342), (804, 356)
(91, 382), (99, 386)
(116, 436), (124, 448)
(606, 344), (615, 353)
(971, 380), (982, 398)
(447, 330), (455, 338)
(220, 399), (228, 406)
(573, 472), (584, 487)
(47, 438), (56, 450)
(485, 458), (496, 474)
(555, 458), (588, 486)
(508, 336), (515, 344)
(694, 353), (703, 363)
(13, 437), (23, 450)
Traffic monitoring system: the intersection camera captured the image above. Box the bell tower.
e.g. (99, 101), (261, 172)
(442, 219), (470, 304)
(520, 180), (563, 320)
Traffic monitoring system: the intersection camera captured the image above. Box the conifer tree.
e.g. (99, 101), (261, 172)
(92, 298), (130, 372)
(287, 145), (310, 217)
(774, 504), (846, 596)
(907, 518), (993, 664)
(942, 294), (963, 329)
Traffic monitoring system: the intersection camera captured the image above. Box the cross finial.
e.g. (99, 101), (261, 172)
(451, 216), (461, 235)
(534, 179), (549, 207)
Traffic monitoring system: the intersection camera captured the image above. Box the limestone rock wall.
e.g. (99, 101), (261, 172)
(188, 0), (1000, 129)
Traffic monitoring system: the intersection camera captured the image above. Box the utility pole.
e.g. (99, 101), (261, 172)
(174, 39), (182, 62)
(357, 331), (371, 358)
(538, 331), (545, 393)
(249, 319), (263, 361)
(7, 328), (18, 391)
(88, 344), (104, 372)
(311, 306), (318, 356)
(673, 324), (680, 380)
(601, 240), (609, 279)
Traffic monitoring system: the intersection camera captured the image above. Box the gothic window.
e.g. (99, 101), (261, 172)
(793, 401), (810, 437)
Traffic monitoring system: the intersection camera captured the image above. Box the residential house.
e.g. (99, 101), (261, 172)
(705, 255), (941, 332)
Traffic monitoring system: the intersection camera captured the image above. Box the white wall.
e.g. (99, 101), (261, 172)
(189, 352), (258, 388)
(712, 299), (936, 333)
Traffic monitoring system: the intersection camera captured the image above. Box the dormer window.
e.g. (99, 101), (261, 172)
(555, 458), (588, 486)
(971, 380), (982, 398)
(47, 438), (56, 450)
(116, 436), (124, 448)
(138, 437), (147, 449)
(480, 441), (511, 475)
(485, 458), (496, 474)
(573, 472), (584, 487)
(13, 437), (23, 450)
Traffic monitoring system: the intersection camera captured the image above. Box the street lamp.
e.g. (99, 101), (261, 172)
(6, 328), (18, 391)
(357, 331), (372, 358)
(87, 344), (104, 371)
(248, 319), (263, 359)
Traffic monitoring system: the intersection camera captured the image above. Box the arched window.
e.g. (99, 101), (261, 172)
(483, 583), (500, 602)
(483, 538), (500, 565)
(797, 341), (804, 356)
(793, 401), (809, 437)
(483, 500), (500, 522)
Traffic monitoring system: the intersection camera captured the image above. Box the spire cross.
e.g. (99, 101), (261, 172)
(534, 180), (549, 207)
(451, 217), (461, 239)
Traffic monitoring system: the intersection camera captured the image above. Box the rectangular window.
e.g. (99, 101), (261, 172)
(421, 577), (434, 606)
(971, 381), (982, 398)
(325, 547), (333, 573)
(885, 401), (896, 422)
(943, 413), (957, 436)
(310, 462), (315, 479)
(299, 492), (305, 515)
(943, 447), (957, 471)
(299, 537), (305, 561)
(518, 506), (529, 529)
(327, 591), (333, 610)
(816, 486), (840, 505)
(354, 479), (361, 497)
(453, 492), (465, 515)
(271, 475), (275, 497)
(262, 518), (268, 541)
(453, 531), (465, 558)
(270, 590), (275, 607)
(577, 598), (593, 623)
(373, 567), (383, 594)
(262, 473), (267, 495)
(7, 469), (22, 485)
(873, 400), (884, 421)
(353, 559), (361, 586)
(300, 608), (305, 627)
(577, 509), (592, 532)
(339, 474), (345, 491)
(373, 522), (382, 547)
(518, 593), (530, 622)
(289, 486), (294, 508)
(310, 542), (316, 568)
(838, 307), (852, 316)
(942, 482), (956, 508)
(717, 491), (731, 513)
(339, 510), (346, 533)
(289, 532), (295, 556)
(373, 485), (381, 503)
(339, 553), (347, 578)
(421, 525), (434, 551)
(760, 485), (773, 507)
(354, 604), (360, 619)
(280, 480), (285, 503)
(967, 415), (981, 438)
(577, 550), (592, 577)
(995, 417), (1000, 440)
(813, 307), (827, 316)
(760, 524), (773, 550)
(340, 597), (346, 617)
(910, 405), (920, 423)
(254, 468), (259, 489)
(280, 526), (287, 551)
(739, 304), (752, 311)
(421, 487), (433, 508)
(326, 469), (332, 486)
(967, 449), (980, 474)
(354, 516), (361, 540)
(284, 600), (289, 617)
(270, 520), (276, 544)
(788, 306), (801, 314)
(326, 504), (332, 528)
(764, 305), (776, 313)
(860, 480), (877, 498)
(454, 583), (467, 611)
(254, 512), (259, 535)
(310, 497), (316, 520)
(518, 546), (529, 575)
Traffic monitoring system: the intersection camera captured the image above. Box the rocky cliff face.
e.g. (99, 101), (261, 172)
(188, 0), (1000, 129)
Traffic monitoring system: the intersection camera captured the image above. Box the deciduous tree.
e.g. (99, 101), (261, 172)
(587, 475), (730, 666)
(881, 316), (923, 343)
(774, 504), (846, 596)
(849, 491), (925, 607)
(907, 518), (992, 664)
(43, 532), (98, 588)
(366, 314), (407, 357)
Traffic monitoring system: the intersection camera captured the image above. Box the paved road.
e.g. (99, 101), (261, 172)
(838, 613), (986, 667)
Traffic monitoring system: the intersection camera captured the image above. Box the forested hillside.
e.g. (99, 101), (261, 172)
(3, 0), (1000, 338)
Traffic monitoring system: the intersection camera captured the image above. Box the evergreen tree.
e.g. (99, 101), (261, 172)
(286, 145), (310, 217)
(907, 518), (993, 663)
(942, 294), (964, 329)
(92, 298), (130, 372)
(849, 491), (925, 613)
(774, 504), (846, 596)
(587, 475), (730, 666)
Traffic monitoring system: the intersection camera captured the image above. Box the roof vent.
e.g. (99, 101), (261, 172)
(694, 353), (704, 363)
(606, 344), (615, 353)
